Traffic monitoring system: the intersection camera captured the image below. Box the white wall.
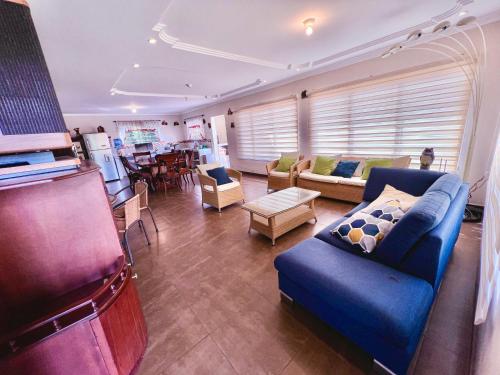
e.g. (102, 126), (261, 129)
(63, 114), (184, 142)
(182, 20), (500, 206)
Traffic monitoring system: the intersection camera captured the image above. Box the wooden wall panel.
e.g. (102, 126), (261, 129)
(0, 1), (67, 135)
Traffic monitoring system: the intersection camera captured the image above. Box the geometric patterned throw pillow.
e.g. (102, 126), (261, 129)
(366, 200), (406, 224)
(331, 212), (395, 253)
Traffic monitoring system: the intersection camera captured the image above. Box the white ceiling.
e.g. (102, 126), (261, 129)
(28, 0), (500, 115)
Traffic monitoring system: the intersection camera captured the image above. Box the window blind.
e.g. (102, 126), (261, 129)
(235, 98), (298, 160)
(310, 65), (472, 171)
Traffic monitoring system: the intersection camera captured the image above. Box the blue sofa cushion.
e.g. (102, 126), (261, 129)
(399, 184), (469, 289)
(375, 190), (451, 266)
(425, 173), (461, 200)
(364, 168), (444, 202)
(207, 166), (232, 185)
(274, 238), (434, 349)
(331, 160), (359, 178)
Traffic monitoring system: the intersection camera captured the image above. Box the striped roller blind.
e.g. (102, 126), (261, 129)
(310, 64), (472, 171)
(235, 98), (298, 160)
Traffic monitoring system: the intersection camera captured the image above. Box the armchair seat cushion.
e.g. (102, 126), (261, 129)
(269, 169), (297, 178)
(274, 238), (434, 349)
(337, 176), (366, 187)
(203, 181), (240, 192)
(299, 170), (367, 186)
(299, 170), (341, 183)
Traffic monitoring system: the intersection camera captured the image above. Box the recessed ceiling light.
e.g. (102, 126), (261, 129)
(303, 18), (315, 36)
(148, 37), (157, 45)
(131, 107), (137, 113)
(459, 10), (468, 16)
(185, 83), (193, 88)
(110, 92), (116, 96)
(133, 63), (140, 68)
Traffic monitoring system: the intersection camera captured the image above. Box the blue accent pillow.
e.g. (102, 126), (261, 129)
(332, 160), (360, 178)
(207, 167), (232, 185)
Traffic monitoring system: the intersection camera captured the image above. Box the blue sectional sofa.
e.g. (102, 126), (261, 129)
(274, 168), (468, 374)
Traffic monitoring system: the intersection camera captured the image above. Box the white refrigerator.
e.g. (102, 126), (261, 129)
(82, 133), (120, 182)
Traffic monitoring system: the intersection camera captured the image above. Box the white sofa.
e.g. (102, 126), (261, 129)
(297, 155), (411, 203)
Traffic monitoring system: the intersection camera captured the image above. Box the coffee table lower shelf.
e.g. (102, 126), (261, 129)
(248, 204), (317, 245)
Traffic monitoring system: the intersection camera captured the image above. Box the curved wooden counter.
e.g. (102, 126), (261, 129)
(0, 162), (147, 374)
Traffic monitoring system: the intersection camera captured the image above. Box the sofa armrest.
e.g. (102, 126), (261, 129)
(296, 160), (311, 174)
(197, 173), (218, 192)
(226, 168), (242, 182)
(266, 160), (279, 175)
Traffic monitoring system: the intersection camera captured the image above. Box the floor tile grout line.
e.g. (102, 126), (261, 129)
(208, 334), (241, 375)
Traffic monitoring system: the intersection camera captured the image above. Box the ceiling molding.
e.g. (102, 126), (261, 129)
(107, 0), (499, 113)
(153, 0), (471, 73)
(111, 69), (266, 101)
(156, 26), (289, 70)
(179, 9), (500, 117)
(63, 112), (183, 117)
(111, 88), (206, 99)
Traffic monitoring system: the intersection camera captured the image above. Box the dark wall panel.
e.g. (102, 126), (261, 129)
(0, 1), (67, 135)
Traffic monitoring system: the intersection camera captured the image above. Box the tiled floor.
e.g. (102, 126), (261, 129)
(110, 174), (481, 375)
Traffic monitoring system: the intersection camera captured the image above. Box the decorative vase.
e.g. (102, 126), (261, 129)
(420, 147), (435, 170)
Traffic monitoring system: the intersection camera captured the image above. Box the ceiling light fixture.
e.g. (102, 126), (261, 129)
(459, 10), (468, 16)
(148, 37), (157, 45)
(133, 63), (140, 68)
(303, 18), (315, 36)
(131, 107), (137, 113)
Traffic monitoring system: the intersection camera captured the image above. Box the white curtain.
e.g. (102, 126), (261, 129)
(186, 117), (205, 141)
(475, 130), (500, 324)
(472, 126), (500, 374)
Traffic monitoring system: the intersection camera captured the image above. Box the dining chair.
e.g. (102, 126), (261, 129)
(177, 151), (195, 185)
(119, 156), (154, 189)
(113, 194), (150, 265)
(134, 180), (159, 232)
(155, 153), (182, 193)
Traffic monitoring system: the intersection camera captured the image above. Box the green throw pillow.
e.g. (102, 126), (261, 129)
(312, 156), (336, 175)
(362, 159), (393, 180)
(275, 155), (296, 172)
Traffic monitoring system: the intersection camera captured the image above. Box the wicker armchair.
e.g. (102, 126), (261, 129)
(196, 163), (245, 213)
(265, 155), (304, 192)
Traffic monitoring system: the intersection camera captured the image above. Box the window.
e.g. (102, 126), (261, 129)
(186, 116), (206, 140)
(116, 120), (161, 145)
(310, 64), (472, 171)
(235, 98), (298, 160)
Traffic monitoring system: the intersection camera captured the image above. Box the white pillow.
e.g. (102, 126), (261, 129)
(362, 185), (419, 213)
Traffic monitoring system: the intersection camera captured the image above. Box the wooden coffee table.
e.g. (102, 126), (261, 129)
(242, 187), (321, 245)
